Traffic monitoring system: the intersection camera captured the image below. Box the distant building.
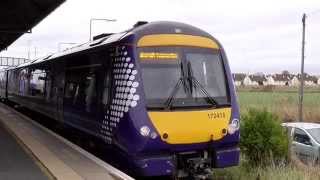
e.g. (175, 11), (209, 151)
(233, 72), (319, 87)
(271, 74), (292, 86)
(290, 76), (300, 87)
(233, 73), (246, 86)
(293, 74), (318, 86)
(265, 75), (275, 86)
(243, 75), (252, 86)
(243, 74), (267, 86)
(307, 75), (317, 86)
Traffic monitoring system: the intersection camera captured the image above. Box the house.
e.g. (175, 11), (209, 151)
(292, 74), (318, 86)
(233, 73), (246, 86)
(232, 72), (319, 87)
(243, 74), (267, 86)
(265, 75), (274, 86)
(243, 75), (252, 86)
(271, 74), (293, 86)
(290, 76), (300, 87)
(306, 75), (319, 86)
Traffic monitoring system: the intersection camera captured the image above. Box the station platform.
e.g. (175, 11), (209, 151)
(0, 103), (134, 180)
(0, 116), (49, 180)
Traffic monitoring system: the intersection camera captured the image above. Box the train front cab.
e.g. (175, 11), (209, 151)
(131, 33), (240, 177)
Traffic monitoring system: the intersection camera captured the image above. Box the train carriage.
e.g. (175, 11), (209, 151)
(0, 21), (240, 179)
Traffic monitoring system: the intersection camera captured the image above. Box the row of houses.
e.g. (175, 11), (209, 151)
(233, 73), (320, 86)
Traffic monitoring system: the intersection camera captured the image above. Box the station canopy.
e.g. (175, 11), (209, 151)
(0, 0), (65, 51)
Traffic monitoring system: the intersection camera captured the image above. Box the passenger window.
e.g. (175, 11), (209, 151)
(84, 73), (97, 112)
(65, 83), (77, 99)
(44, 73), (52, 101)
(293, 128), (312, 146)
(30, 69), (46, 97)
(18, 69), (29, 95)
(0, 72), (4, 90)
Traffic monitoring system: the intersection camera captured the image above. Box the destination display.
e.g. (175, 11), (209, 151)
(139, 52), (178, 60)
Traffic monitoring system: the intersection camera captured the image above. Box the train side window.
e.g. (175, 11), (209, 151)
(8, 70), (19, 94)
(0, 72), (3, 89)
(0, 72), (6, 92)
(84, 72), (97, 112)
(11, 70), (20, 94)
(18, 68), (29, 96)
(64, 73), (80, 105)
(65, 82), (77, 99)
(30, 69), (46, 96)
(7, 71), (13, 93)
(45, 73), (52, 101)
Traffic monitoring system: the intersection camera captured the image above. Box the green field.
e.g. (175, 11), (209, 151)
(237, 91), (320, 122)
(213, 159), (320, 180)
(215, 89), (320, 179)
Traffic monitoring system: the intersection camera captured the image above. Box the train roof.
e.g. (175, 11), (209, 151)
(7, 21), (216, 70)
(130, 21), (213, 39)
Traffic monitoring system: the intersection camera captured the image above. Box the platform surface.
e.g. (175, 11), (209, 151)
(0, 120), (50, 180)
(0, 103), (133, 180)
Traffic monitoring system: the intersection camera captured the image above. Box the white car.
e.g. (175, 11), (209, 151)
(282, 122), (320, 163)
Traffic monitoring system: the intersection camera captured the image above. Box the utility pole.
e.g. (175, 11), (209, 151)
(298, 13), (306, 122)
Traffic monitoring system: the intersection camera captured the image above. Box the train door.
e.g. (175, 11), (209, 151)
(52, 61), (66, 122)
(63, 51), (106, 135)
(63, 65), (104, 133)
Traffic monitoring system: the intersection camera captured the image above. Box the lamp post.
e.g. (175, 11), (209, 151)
(89, 18), (116, 41)
(58, 42), (77, 52)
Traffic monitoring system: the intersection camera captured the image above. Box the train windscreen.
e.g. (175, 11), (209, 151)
(139, 47), (230, 109)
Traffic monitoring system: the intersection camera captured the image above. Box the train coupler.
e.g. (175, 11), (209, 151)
(185, 157), (212, 180)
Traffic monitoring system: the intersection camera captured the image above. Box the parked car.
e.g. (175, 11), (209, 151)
(282, 122), (320, 163)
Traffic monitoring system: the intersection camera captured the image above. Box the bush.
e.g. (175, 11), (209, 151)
(240, 109), (289, 167)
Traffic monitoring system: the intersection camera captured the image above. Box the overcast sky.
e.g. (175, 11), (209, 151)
(1, 0), (320, 74)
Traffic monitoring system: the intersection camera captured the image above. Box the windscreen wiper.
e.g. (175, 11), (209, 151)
(187, 61), (218, 107)
(164, 62), (186, 110)
(164, 77), (183, 110)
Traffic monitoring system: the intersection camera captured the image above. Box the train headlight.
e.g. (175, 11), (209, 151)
(140, 126), (150, 137)
(228, 119), (240, 134)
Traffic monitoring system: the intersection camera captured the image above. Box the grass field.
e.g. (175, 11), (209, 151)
(213, 158), (320, 180)
(237, 91), (320, 122)
(215, 88), (320, 179)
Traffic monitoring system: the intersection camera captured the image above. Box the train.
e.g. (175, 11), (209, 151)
(0, 21), (240, 179)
